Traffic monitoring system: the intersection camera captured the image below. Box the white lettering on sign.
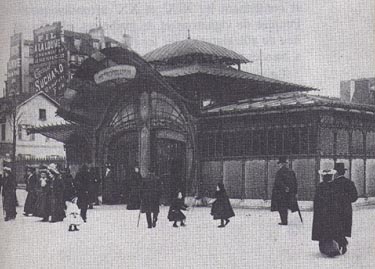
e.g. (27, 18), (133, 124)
(94, 65), (136, 84)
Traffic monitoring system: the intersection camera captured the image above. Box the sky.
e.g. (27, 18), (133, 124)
(0, 0), (374, 97)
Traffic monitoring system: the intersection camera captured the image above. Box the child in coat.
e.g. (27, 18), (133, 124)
(211, 183), (235, 228)
(168, 191), (188, 227)
(66, 197), (82, 232)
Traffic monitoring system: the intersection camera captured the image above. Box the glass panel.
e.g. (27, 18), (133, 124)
(336, 129), (349, 155)
(352, 130), (364, 154)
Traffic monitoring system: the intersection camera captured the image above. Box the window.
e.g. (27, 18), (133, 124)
(74, 38), (81, 50)
(18, 125), (23, 140)
(1, 123), (5, 141)
(29, 133), (35, 141)
(93, 41), (100, 50)
(39, 109), (46, 121)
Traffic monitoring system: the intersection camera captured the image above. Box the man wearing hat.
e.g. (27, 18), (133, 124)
(271, 156), (299, 225)
(331, 163), (358, 254)
(2, 166), (17, 221)
(23, 166), (38, 216)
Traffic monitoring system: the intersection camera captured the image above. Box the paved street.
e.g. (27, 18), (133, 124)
(0, 190), (374, 269)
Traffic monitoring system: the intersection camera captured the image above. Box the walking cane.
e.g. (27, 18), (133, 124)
(137, 209), (141, 228)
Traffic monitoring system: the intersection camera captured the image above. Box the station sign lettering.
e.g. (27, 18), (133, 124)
(94, 65), (136, 84)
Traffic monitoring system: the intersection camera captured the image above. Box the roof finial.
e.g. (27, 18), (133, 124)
(187, 29), (191, 39)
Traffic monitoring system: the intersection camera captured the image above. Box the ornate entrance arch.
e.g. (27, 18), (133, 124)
(96, 89), (196, 203)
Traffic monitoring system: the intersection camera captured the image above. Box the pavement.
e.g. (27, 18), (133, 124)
(0, 190), (374, 269)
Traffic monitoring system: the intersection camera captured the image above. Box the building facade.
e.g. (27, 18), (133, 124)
(0, 91), (66, 163)
(31, 41), (375, 203)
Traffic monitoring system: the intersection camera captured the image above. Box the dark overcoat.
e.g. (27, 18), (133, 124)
(140, 175), (161, 214)
(2, 172), (17, 217)
(168, 197), (187, 221)
(102, 169), (116, 204)
(49, 175), (66, 222)
(62, 172), (76, 202)
(211, 190), (235, 220)
(271, 166), (299, 212)
(312, 181), (344, 241)
(332, 176), (358, 237)
(24, 173), (38, 214)
(75, 169), (91, 209)
(127, 171), (142, 210)
(34, 177), (51, 218)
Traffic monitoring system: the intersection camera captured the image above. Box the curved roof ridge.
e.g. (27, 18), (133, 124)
(144, 39), (250, 64)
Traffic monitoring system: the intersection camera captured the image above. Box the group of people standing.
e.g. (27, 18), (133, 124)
(1, 163), (100, 228)
(2, 157), (359, 257)
(270, 156), (358, 258)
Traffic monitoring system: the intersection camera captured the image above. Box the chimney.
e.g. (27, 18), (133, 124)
(122, 33), (131, 49)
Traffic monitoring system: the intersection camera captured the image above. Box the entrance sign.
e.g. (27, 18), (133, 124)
(94, 65), (136, 84)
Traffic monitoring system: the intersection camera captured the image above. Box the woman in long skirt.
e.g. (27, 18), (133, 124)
(168, 191), (187, 227)
(34, 169), (51, 221)
(211, 183), (235, 228)
(312, 169), (342, 257)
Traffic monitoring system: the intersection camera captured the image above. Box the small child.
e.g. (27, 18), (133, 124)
(66, 197), (82, 232)
(168, 191), (188, 228)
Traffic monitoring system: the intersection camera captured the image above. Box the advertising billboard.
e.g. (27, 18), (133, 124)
(7, 33), (22, 95)
(33, 22), (67, 97)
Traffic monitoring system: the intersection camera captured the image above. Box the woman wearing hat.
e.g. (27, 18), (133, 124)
(2, 167), (17, 221)
(34, 167), (51, 221)
(48, 163), (66, 222)
(23, 166), (38, 216)
(312, 169), (342, 257)
(210, 183), (235, 228)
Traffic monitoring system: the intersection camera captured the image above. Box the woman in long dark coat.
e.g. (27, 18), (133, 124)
(211, 183), (235, 228)
(23, 166), (38, 216)
(168, 191), (187, 227)
(312, 170), (343, 257)
(48, 165), (66, 222)
(2, 167), (17, 221)
(127, 167), (142, 210)
(34, 169), (51, 221)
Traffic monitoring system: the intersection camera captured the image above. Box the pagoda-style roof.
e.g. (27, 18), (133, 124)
(203, 92), (375, 116)
(144, 39), (250, 65)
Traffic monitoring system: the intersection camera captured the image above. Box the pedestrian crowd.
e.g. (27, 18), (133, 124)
(1, 163), (100, 232)
(1, 157), (358, 257)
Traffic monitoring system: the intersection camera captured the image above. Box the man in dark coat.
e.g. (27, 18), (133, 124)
(271, 156), (299, 225)
(127, 166), (142, 210)
(102, 163), (115, 204)
(61, 167), (76, 202)
(331, 163), (358, 254)
(74, 164), (91, 222)
(2, 167), (17, 221)
(23, 166), (38, 216)
(140, 171), (162, 228)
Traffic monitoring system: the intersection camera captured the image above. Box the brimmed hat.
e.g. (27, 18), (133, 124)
(277, 156), (288, 164)
(48, 163), (60, 175)
(318, 169), (337, 175)
(3, 166), (11, 172)
(334, 163), (347, 172)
